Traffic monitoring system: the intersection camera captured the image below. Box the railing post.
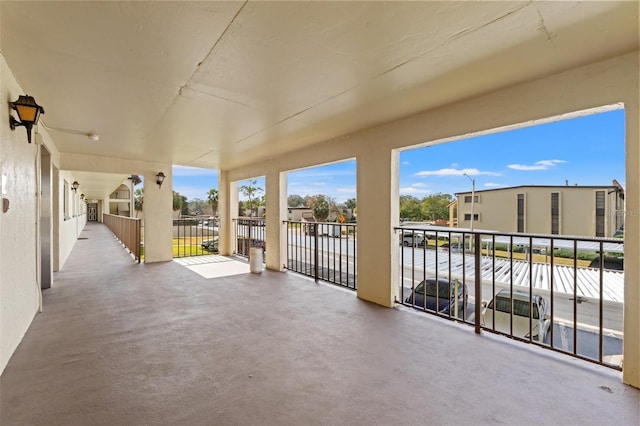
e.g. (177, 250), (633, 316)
(314, 223), (319, 282)
(248, 219), (252, 257)
(474, 232), (482, 334)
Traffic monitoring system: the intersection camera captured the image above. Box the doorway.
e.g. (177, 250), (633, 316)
(88, 203), (98, 221)
(40, 145), (52, 289)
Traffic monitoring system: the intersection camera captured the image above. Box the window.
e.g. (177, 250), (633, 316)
(595, 190), (605, 237)
(491, 296), (540, 319)
(464, 213), (479, 221)
(464, 195), (479, 203)
(517, 194), (525, 232)
(551, 192), (559, 234)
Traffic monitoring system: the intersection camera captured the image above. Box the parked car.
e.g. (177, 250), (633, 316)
(588, 256), (623, 271)
(404, 277), (467, 316)
(401, 232), (425, 247)
(481, 289), (551, 342)
(201, 237), (218, 252)
(439, 242), (464, 253)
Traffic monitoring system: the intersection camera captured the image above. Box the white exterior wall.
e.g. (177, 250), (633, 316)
(58, 170), (86, 269)
(1, 53), (65, 372)
(223, 52), (640, 387)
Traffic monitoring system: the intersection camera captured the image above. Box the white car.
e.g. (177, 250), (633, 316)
(481, 289), (551, 342)
(401, 232), (425, 247)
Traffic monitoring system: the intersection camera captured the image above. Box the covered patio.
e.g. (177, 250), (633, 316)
(1, 223), (637, 425)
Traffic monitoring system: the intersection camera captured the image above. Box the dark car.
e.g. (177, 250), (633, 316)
(588, 256), (623, 271)
(405, 277), (468, 316)
(201, 238), (218, 252)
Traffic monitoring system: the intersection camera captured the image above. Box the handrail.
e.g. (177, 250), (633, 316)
(395, 225), (624, 370)
(283, 220), (357, 290)
(233, 217), (266, 258)
(103, 213), (141, 263)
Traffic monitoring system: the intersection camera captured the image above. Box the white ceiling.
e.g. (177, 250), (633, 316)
(2, 1), (638, 187)
(69, 171), (132, 202)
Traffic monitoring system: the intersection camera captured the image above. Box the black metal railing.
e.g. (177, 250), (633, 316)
(173, 216), (219, 258)
(233, 217), (266, 258)
(396, 226), (624, 370)
(284, 220), (357, 290)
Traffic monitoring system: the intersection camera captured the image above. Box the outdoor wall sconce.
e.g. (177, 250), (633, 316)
(9, 95), (45, 144)
(80, 194), (85, 200)
(72, 181), (79, 192)
(156, 172), (165, 189)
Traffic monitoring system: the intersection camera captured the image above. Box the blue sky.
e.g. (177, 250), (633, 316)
(173, 109), (625, 203)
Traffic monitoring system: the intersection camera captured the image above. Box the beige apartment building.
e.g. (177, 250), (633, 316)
(456, 184), (625, 237)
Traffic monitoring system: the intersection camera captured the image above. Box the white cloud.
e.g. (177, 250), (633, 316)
(172, 185), (214, 200)
(412, 182), (428, 188)
(172, 165), (218, 177)
(484, 183), (501, 188)
(400, 186), (432, 195)
(507, 159), (566, 171)
(401, 161), (410, 166)
(336, 186), (356, 194)
(451, 162), (459, 168)
(414, 167), (500, 177)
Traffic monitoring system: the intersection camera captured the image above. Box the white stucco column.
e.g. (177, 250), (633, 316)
(355, 148), (400, 307)
(143, 169), (173, 262)
(623, 101), (639, 388)
(218, 170), (236, 256)
(265, 170), (287, 271)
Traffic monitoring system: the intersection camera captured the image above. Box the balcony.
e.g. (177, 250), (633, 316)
(1, 222), (637, 424)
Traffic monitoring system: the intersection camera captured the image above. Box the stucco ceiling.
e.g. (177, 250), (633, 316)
(69, 171), (132, 201)
(2, 1), (638, 177)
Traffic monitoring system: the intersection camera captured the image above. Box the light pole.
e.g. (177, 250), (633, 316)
(463, 173), (475, 252)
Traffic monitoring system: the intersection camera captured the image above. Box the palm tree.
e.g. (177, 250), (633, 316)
(239, 180), (263, 217)
(207, 188), (219, 216)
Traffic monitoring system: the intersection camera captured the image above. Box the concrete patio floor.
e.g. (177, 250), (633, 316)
(1, 222), (638, 426)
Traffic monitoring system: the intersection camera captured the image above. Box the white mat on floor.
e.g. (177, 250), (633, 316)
(173, 255), (251, 279)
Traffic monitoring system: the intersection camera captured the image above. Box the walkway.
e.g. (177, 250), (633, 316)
(1, 223), (638, 425)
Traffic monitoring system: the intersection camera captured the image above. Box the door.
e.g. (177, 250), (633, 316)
(88, 203), (98, 221)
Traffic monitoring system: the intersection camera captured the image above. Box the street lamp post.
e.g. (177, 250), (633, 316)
(463, 173), (475, 252)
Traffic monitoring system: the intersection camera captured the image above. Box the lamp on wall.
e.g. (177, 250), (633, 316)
(72, 181), (79, 192)
(80, 194), (85, 200)
(9, 95), (45, 144)
(156, 172), (166, 189)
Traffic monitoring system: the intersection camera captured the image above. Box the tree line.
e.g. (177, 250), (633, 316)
(135, 182), (451, 222)
(399, 193), (453, 222)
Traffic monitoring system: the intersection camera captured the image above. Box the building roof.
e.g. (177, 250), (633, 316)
(455, 184), (620, 196)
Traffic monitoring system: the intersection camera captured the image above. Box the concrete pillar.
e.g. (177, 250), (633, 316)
(355, 148), (400, 307)
(623, 102), (639, 388)
(218, 170), (236, 256)
(265, 170), (287, 271)
(143, 169), (173, 262)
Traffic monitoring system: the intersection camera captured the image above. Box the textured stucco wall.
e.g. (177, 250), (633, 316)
(0, 54), (62, 373)
(0, 54), (39, 372)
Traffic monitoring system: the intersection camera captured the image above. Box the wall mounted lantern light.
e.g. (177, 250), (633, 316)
(9, 95), (45, 144)
(72, 181), (79, 192)
(80, 194), (85, 200)
(156, 172), (166, 189)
